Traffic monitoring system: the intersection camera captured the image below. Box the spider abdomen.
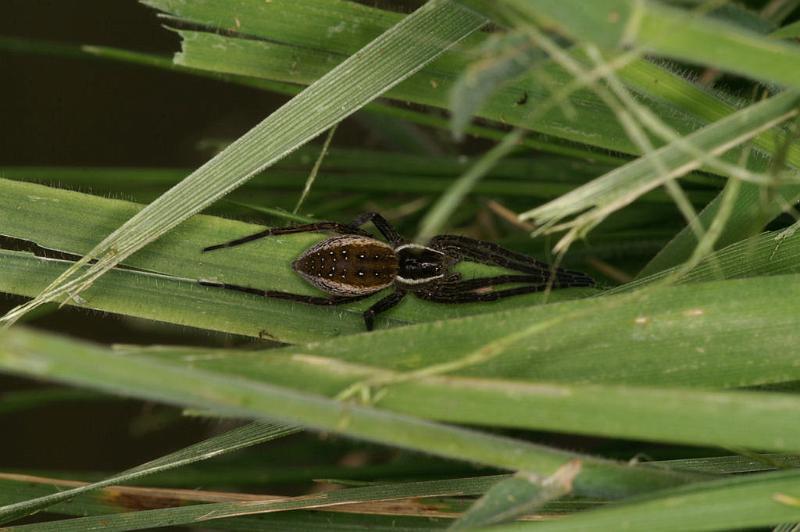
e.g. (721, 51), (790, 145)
(292, 235), (398, 296)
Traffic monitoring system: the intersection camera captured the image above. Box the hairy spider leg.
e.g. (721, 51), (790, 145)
(348, 212), (405, 246)
(362, 289), (407, 331)
(199, 279), (399, 330)
(435, 274), (557, 292)
(427, 234), (594, 286)
(202, 222), (373, 252)
(417, 283), (553, 303)
(198, 280), (372, 306)
(428, 234), (556, 271)
(202, 212), (403, 252)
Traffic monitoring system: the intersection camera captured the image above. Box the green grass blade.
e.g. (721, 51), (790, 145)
(6, 173), (800, 387)
(451, 463), (579, 528)
(638, 179), (788, 276)
(255, 272), (800, 389)
(7, 476), (500, 531)
(0, 34), (300, 96)
(0, 327), (699, 500)
(519, 89), (800, 249)
(142, 0), (413, 56)
(614, 229), (800, 292)
(0, 179), (590, 342)
(495, 469), (800, 531)
(448, 31), (546, 138)
(155, 0), (800, 190)
(0, 455), (788, 526)
(131, 343), (800, 453)
(0, 423), (298, 524)
(772, 19), (800, 39)
(0, 474), (454, 530)
(171, 28), (641, 157)
(0, 247), (586, 343)
(0, 250), (394, 341)
(0, 0), (487, 326)
(495, 0), (800, 89)
(657, 454), (800, 475)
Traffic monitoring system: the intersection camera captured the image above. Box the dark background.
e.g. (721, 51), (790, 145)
(0, 0), (286, 167)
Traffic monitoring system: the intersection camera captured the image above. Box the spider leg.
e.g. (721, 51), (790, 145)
(362, 289), (407, 331)
(428, 234), (550, 271)
(427, 234), (593, 286)
(202, 222), (373, 252)
(203, 212), (403, 253)
(203, 222), (374, 253)
(349, 212), (405, 246)
(436, 274), (550, 291)
(198, 280), (372, 305)
(416, 283), (552, 303)
(436, 273), (591, 295)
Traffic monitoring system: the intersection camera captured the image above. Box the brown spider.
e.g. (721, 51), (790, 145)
(199, 212), (594, 330)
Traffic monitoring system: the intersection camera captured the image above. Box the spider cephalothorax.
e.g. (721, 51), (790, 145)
(200, 212), (593, 330)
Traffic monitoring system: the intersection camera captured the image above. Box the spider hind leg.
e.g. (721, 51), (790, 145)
(362, 290), (407, 331)
(198, 280), (371, 306)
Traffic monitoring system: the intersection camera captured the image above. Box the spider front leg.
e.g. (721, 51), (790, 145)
(416, 278), (552, 303)
(427, 234), (594, 287)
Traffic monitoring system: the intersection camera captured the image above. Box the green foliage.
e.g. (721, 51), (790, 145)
(4, 0), (800, 529)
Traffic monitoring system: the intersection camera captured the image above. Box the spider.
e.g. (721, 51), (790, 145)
(199, 212), (594, 331)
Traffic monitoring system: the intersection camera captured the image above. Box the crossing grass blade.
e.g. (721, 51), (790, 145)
(0, 327), (702, 502)
(451, 462), (580, 529)
(125, 342), (800, 453)
(493, 469), (800, 532)
(4, 475), (502, 531)
(3, 453), (792, 529)
(488, 0), (800, 89)
(242, 270), (800, 390)
(0, 423), (298, 525)
(0, 472), (488, 525)
(613, 228), (800, 292)
(0, 0), (488, 327)
(519, 90), (800, 249)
